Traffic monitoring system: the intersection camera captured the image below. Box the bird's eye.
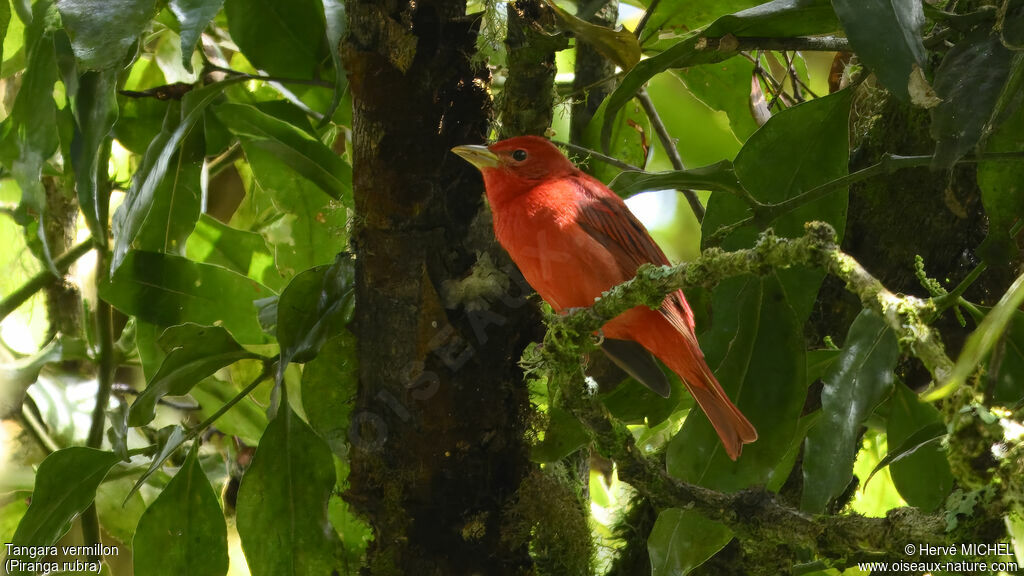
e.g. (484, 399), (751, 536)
(512, 149), (528, 162)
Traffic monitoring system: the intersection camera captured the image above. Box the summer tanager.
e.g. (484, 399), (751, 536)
(452, 135), (757, 460)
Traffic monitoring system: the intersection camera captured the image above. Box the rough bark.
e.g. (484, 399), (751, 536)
(569, 0), (618, 143)
(343, 1), (540, 573)
(42, 178), (84, 341)
(498, 0), (565, 138)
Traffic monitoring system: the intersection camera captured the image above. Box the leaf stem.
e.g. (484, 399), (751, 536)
(636, 88), (706, 223)
(559, 141), (641, 171)
(0, 239), (93, 323)
(204, 63), (335, 89)
(187, 360), (275, 439)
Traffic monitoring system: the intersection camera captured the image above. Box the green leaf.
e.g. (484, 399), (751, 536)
(801, 309), (899, 513)
(806, 349), (840, 385)
(648, 508), (730, 576)
(169, 0), (224, 73)
(866, 421), (945, 487)
(301, 332), (357, 457)
(111, 79), (241, 272)
(94, 477), (146, 545)
(831, 0), (924, 101)
(134, 444), (229, 576)
(930, 30), (1015, 170)
(610, 160), (743, 199)
(8, 448), (119, 568)
(224, 0), (326, 79)
(55, 0), (157, 70)
(185, 213), (285, 291)
(580, 95), (651, 184)
(1003, 0), (1024, 49)
(129, 425), (188, 499)
(673, 57), (759, 142)
(886, 385), (952, 513)
(215, 102), (352, 204)
(639, 0), (759, 46)
(705, 89), (851, 322)
(320, 0), (345, 123)
(70, 69), (118, 239)
(191, 377), (269, 445)
(601, 377), (682, 427)
(100, 250), (274, 344)
(531, 406), (592, 463)
(237, 391), (339, 576)
(926, 272), (1024, 400)
(0, 0), (11, 75)
(977, 90), (1024, 264)
(704, 0), (838, 38)
(544, 0), (640, 69)
(276, 254), (355, 369)
(128, 324), (258, 426)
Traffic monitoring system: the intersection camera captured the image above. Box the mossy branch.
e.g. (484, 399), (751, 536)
(542, 222), (953, 387)
(530, 222), (965, 565)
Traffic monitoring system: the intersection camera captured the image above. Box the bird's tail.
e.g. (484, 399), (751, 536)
(674, 356), (758, 461)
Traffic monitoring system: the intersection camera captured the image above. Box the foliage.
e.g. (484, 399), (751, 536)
(0, 0), (1021, 575)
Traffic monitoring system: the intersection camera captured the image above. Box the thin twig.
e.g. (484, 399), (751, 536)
(558, 141), (642, 171)
(204, 63), (334, 89)
(188, 360), (274, 438)
(633, 0), (660, 39)
(699, 35), (851, 53)
(636, 88), (705, 223)
(0, 239), (93, 323)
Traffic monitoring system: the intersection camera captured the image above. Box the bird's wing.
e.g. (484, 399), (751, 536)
(573, 174), (696, 334)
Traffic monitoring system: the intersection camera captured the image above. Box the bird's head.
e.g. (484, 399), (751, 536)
(452, 136), (576, 204)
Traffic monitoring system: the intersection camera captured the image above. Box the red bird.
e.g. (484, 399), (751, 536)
(452, 135), (757, 460)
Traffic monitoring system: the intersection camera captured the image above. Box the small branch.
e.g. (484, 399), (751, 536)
(187, 360), (274, 438)
(0, 239), (93, 323)
(633, 0), (660, 39)
(203, 63), (334, 89)
(636, 88), (705, 223)
(698, 35), (851, 54)
(21, 402), (60, 454)
(559, 141), (642, 171)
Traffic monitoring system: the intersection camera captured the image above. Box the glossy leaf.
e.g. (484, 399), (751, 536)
(224, 0), (326, 79)
(544, 0), (640, 69)
(301, 332), (357, 457)
(236, 391), (339, 576)
(185, 213), (285, 290)
(648, 508), (729, 576)
(169, 0), (224, 73)
(321, 0), (345, 122)
(56, 0), (157, 70)
(930, 30), (1015, 170)
(610, 160), (742, 199)
(100, 250), (273, 344)
(704, 0), (838, 38)
(832, 0), (924, 101)
(927, 273), (1024, 400)
(276, 254), (355, 368)
(128, 324), (258, 426)
(801, 309), (899, 513)
(112, 80), (240, 271)
(134, 444), (229, 576)
(886, 383), (953, 512)
(215, 102), (352, 204)
(9, 448), (119, 569)
(70, 69), (118, 239)
(531, 406), (592, 463)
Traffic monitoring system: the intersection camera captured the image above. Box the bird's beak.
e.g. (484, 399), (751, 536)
(451, 145), (500, 170)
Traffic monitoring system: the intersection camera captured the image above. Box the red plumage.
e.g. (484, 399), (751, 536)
(453, 135), (757, 460)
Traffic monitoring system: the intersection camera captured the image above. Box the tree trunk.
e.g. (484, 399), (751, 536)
(343, 1), (540, 573)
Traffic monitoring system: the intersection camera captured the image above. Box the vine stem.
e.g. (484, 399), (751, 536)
(187, 360), (274, 438)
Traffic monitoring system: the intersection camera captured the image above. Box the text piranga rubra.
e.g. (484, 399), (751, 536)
(453, 135), (757, 460)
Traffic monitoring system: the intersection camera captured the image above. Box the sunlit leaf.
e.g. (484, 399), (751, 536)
(544, 0), (640, 70)
(100, 250), (273, 344)
(185, 213), (285, 291)
(8, 448), (120, 573)
(128, 324), (258, 426)
(320, 0), (346, 123)
(801, 309), (899, 513)
(134, 444), (229, 576)
(882, 384), (951, 512)
(237, 390), (339, 576)
(191, 376), (270, 445)
(647, 508), (729, 576)
(673, 56), (759, 142)
(56, 0), (157, 70)
(70, 69), (118, 239)
(610, 160), (742, 199)
(169, 0), (224, 73)
(531, 406), (591, 463)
